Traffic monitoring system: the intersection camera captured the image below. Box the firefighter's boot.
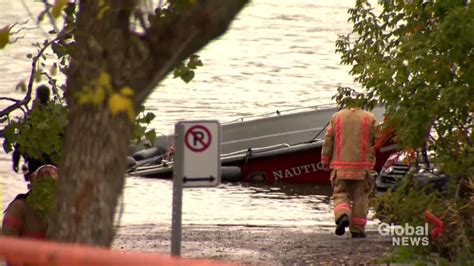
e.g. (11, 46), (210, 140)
(335, 214), (350, 236)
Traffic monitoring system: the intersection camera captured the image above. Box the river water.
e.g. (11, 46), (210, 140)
(0, 1), (378, 230)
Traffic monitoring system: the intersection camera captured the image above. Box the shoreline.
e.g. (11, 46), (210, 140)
(113, 224), (393, 265)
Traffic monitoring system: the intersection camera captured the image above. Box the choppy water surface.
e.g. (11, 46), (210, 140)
(0, 0), (378, 229)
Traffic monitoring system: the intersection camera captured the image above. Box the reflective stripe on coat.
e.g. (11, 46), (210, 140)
(321, 108), (378, 179)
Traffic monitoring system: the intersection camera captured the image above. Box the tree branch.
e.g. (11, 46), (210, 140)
(0, 38), (56, 118)
(20, 0), (50, 38)
(0, 97), (22, 104)
(40, 0), (61, 34)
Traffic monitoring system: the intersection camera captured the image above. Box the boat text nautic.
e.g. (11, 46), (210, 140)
(272, 161), (324, 180)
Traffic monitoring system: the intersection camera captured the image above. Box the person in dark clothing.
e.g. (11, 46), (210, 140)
(11, 85), (55, 181)
(12, 144), (53, 181)
(33, 84), (50, 106)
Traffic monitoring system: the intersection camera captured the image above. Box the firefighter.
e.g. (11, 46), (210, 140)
(12, 85), (55, 181)
(321, 107), (378, 238)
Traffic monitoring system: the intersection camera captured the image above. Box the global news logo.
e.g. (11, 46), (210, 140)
(378, 223), (430, 246)
(378, 210), (445, 246)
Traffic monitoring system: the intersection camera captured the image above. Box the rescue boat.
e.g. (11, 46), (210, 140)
(127, 104), (397, 184)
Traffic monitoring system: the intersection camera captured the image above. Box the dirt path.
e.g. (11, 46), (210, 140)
(113, 224), (394, 265)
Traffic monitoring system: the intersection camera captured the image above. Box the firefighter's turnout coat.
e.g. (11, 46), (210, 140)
(321, 108), (378, 234)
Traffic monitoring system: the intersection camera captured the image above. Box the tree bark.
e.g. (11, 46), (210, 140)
(48, 107), (130, 246)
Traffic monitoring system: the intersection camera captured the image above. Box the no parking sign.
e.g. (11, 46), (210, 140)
(172, 120), (221, 256)
(174, 120), (221, 188)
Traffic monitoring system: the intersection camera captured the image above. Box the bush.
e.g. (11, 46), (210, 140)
(371, 176), (473, 262)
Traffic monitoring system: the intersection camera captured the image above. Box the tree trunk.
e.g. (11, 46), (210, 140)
(48, 105), (130, 246)
(47, 0), (134, 246)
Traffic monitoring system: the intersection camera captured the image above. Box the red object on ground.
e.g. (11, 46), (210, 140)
(0, 236), (234, 266)
(425, 210), (444, 240)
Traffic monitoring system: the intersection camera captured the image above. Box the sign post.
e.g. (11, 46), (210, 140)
(171, 120), (221, 256)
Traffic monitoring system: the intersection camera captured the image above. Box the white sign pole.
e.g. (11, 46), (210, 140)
(171, 122), (184, 256)
(171, 120), (221, 256)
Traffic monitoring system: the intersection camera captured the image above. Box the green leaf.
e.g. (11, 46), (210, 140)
(187, 54), (203, 69)
(52, 0), (68, 19)
(52, 42), (67, 58)
(145, 129), (157, 144)
(173, 63), (185, 78)
(36, 121), (49, 129)
(180, 69), (194, 83)
(26, 176), (57, 221)
(132, 124), (146, 140)
(64, 2), (76, 16)
(3, 138), (12, 153)
(34, 70), (43, 82)
(143, 112), (155, 124)
(0, 25), (10, 49)
(173, 55), (203, 83)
